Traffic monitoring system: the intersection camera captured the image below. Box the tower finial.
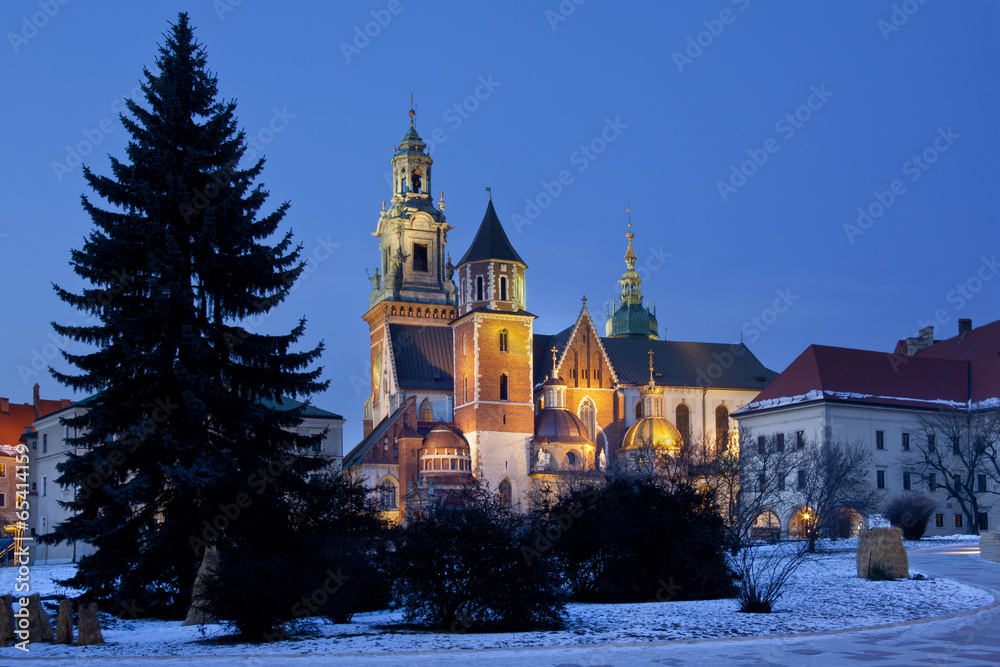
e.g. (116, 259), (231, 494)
(624, 205), (637, 270)
(409, 93), (415, 126)
(485, 186), (492, 200)
(551, 346), (558, 374)
(648, 349), (654, 385)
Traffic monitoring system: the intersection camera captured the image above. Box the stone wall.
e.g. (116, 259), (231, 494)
(981, 531), (1000, 563)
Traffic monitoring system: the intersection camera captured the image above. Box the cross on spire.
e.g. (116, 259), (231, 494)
(648, 348), (655, 384)
(551, 346), (559, 372)
(581, 295), (588, 307)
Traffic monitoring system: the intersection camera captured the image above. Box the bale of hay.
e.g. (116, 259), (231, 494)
(26, 593), (54, 643)
(56, 599), (73, 644)
(76, 602), (103, 646)
(183, 544), (219, 626)
(857, 526), (909, 579)
(981, 532), (1000, 563)
(0, 595), (14, 646)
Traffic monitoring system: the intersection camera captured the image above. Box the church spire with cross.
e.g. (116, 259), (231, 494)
(606, 203), (659, 340)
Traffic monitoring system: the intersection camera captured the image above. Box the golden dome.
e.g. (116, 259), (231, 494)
(621, 417), (682, 452)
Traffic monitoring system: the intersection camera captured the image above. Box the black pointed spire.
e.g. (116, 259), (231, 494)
(458, 199), (526, 266)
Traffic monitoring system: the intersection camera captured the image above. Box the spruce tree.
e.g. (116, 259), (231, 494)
(43, 13), (328, 618)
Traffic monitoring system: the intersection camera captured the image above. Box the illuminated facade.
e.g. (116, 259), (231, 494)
(344, 108), (778, 519)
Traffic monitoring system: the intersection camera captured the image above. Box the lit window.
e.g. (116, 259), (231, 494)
(955, 514), (963, 528)
(935, 514), (943, 527)
(499, 479), (512, 508)
(379, 479), (397, 509)
(419, 399), (433, 422)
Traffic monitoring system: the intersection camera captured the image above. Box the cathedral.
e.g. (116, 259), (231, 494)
(343, 107), (778, 519)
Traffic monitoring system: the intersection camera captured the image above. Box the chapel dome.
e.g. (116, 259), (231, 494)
(534, 409), (592, 445)
(621, 416), (682, 452)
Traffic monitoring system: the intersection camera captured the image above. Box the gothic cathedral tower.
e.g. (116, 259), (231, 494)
(362, 107), (457, 434)
(452, 197), (534, 504)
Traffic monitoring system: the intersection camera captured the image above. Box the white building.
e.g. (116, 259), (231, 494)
(734, 318), (999, 538)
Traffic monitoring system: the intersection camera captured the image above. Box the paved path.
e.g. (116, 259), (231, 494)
(10, 544), (1000, 666)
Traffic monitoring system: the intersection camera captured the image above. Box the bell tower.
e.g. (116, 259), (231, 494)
(363, 103), (458, 434)
(452, 197), (534, 503)
(369, 102), (456, 309)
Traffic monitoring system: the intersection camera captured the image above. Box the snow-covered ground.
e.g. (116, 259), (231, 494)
(0, 536), (991, 660)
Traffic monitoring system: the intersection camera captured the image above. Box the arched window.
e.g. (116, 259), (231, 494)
(499, 276), (508, 301)
(419, 398), (433, 422)
(565, 451), (577, 466)
(635, 401), (642, 419)
(716, 405), (730, 451)
(379, 479), (397, 509)
(499, 328), (509, 352)
(676, 403), (690, 445)
(579, 398), (596, 442)
(499, 478), (513, 508)
(499, 373), (509, 401)
(476, 276), (484, 301)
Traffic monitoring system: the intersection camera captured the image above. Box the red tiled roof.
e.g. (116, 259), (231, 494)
(0, 402), (37, 447)
(915, 319), (1000, 361)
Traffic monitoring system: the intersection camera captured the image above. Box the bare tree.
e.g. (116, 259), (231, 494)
(796, 437), (881, 552)
(912, 407), (999, 535)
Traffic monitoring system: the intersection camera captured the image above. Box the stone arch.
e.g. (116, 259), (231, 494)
(377, 476), (398, 510)
(498, 478), (513, 508)
(788, 507), (815, 540)
(751, 510), (782, 541)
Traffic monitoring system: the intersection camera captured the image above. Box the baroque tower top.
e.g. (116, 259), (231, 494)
(606, 211), (659, 340)
(368, 103), (456, 308)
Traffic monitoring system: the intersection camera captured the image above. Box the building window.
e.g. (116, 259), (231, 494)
(566, 452), (577, 466)
(419, 398), (433, 422)
(464, 375), (468, 403)
(499, 479), (512, 508)
(875, 431), (884, 450)
(903, 472), (911, 490)
(476, 276), (484, 301)
(42, 476), (47, 497)
(758, 473), (766, 492)
(955, 474), (962, 490)
(499, 373), (509, 401)
(978, 513), (989, 531)
(952, 436), (961, 455)
(877, 470), (886, 489)
(797, 469), (806, 490)
(777, 433), (786, 452)
(499, 276), (508, 301)
(0, 463), (5, 477)
(715, 406), (729, 450)
(0, 493), (5, 507)
(635, 402), (642, 419)
(413, 243), (428, 272)
(42, 433), (48, 453)
(902, 433), (910, 451)
(935, 514), (944, 527)
(955, 514), (963, 528)
(579, 398), (596, 442)
(777, 473), (785, 491)
(379, 479), (397, 509)
(676, 404), (690, 445)
(928, 433), (936, 452)
(978, 474), (988, 493)
(499, 328), (509, 352)
(757, 436), (766, 455)
(795, 431), (804, 449)
(929, 473), (936, 491)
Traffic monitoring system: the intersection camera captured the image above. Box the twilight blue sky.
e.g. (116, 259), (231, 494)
(2, 1), (999, 446)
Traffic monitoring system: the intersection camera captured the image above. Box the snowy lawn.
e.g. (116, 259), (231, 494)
(0, 537), (992, 659)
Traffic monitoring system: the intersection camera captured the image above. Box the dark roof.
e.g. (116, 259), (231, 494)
(457, 199), (527, 266)
(914, 319), (1000, 361)
(602, 338), (778, 390)
(390, 324), (454, 391)
(343, 400), (410, 469)
(735, 344), (1000, 415)
(533, 326), (575, 386)
(260, 395), (343, 420)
